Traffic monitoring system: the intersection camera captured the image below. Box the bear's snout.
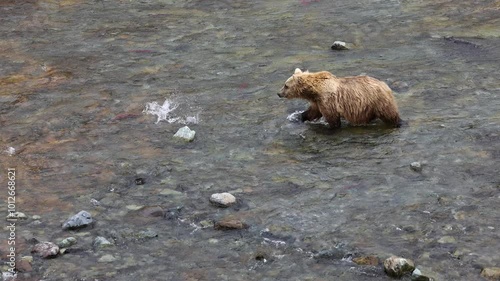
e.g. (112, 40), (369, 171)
(277, 92), (284, 98)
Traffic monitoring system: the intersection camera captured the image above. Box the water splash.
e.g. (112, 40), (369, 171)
(143, 99), (199, 124)
(286, 110), (303, 122)
(5, 147), (15, 156)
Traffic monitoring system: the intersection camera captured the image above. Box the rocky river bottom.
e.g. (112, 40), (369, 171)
(1, 0), (499, 280)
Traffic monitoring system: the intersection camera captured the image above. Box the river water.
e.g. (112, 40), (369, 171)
(1, 0), (499, 280)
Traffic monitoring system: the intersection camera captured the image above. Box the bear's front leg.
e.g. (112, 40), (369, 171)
(321, 110), (341, 128)
(301, 103), (322, 122)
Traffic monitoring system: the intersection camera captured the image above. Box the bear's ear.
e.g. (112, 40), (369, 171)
(294, 68), (302, 74)
(304, 70), (309, 73)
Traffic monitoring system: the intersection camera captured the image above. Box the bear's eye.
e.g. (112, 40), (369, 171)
(284, 85), (289, 89)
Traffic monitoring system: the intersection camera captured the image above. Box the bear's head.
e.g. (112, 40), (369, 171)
(277, 68), (310, 99)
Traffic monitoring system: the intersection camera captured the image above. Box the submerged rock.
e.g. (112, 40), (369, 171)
(62, 210), (93, 230)
(174, 126), (195, 142)
(437, 236), (456, 244)
(383, 256), (415, 278)
(214, 217), (249, 230)
(137, 229), (158, 239)
(313, 248), (346, 260)
(209, 192), (236, 207)
(481, 267), (500, 280)
(94, 236), (113, 249)
(140, 206), (165, 217)
(331, 41), (349, 50)
(31, 242), (59, 259)
(57, 237), (77, 248)
(98, 254), (116, 263)
(353, 255), (379, 266)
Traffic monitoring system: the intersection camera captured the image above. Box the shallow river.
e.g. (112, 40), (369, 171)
(1, 0), (499, 280)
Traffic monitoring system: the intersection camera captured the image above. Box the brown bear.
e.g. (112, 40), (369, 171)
(278, 68), (402, 128)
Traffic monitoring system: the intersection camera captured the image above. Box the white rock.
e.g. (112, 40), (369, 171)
(410, 161), (422, 172)
(331, 41), (349, 50)
(383, 256), (415, 278)
(174, 126), (196, 142)
(210, 192), (236, 207)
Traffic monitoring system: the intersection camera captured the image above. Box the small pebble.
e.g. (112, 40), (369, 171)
(32, 215), (41, 220)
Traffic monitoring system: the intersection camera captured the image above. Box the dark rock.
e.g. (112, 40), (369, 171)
(254, 249), (271, 262)
(135, 178), (145, 185)
(62, 210), (93, 230)
(31, 242), (59, 259)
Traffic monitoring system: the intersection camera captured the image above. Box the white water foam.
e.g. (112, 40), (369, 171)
(5, 147), (15, 156)
(143, 99), (199, 124)
(286, 110), (303, 122)
(287, 110), (328, 125)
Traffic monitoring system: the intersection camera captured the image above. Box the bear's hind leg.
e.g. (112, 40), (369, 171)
(301, 103), (322, 122)
(379, 110), (402, 128)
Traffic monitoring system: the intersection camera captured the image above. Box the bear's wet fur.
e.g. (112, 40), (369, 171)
(278, 68), (402, 128)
